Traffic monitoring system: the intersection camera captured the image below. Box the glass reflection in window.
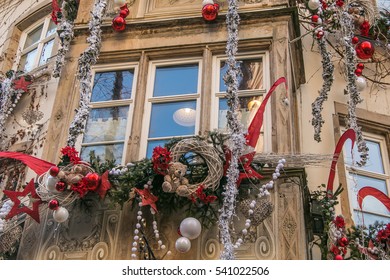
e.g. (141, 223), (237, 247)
(91, 70), (134, 102)
(219, 58), (263, 92)
(81, 143), (124, 164)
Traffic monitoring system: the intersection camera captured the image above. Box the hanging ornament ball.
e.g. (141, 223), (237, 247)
(335, 0), (344, 7)
(202, 0), (214, 6)
(175, 237), (191, 253)
(357, 63), (364, 70)
(355, 41), (374, 60)
(85, 172), (100, 187)
(311, 15), (319, 23)
(119, 5), (130, 18)
(338, 237), (349, 247)
(49, 166), (60, 177)
(48, 199), (60, 210)
(334, 254), (344, 260)
(307, 0), (321, 10)
(114, 0), (127, 8)
(55, 181), (67, 192)
(53, 207), (69, 223)
(46, 175), (59, 192)
(112, 16), (126, 32)
(354, 68), (363, 76)
(179, 217), (202, 240)
(316, 31), (324, 39)
(355, 76), (367, 91)
(202, 4), (218, 21)
(352, 37), (359, 44)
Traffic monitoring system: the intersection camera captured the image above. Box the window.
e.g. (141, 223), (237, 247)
(80, 64), (138, 164)
(140, 59), (202, 158)
(18, 17), (57, 72)
(211, 53), (270, 152)
(344, 133), (390, 225)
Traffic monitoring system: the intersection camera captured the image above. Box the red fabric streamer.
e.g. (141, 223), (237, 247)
(51, 0), (61, 24)
(326, 129), (356, 196)
(0, 151), (55, 175)
(357, 187), (390, 212)
(246, 77), (287, 148)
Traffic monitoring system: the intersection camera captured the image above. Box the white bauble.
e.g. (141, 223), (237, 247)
(53, 207), (69, 223)
(308, 0), (321, 10)
(46, 175), (59, 193)
(202, 0), (214, 7)
(175, 237), (191, 253)
(356, 76), (367, 91)
(114, 0), (126, 7)
(180, 217), (202, 240)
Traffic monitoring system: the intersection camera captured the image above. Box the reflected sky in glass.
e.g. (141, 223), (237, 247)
(219, 58), (263, 92)
(149, 101), (196, 138)
(39, 39), (54, 66)
(153, 64), (198, 97)
(92, 70), (134, 102)
(24, 25), (43, 49)
(83, 106), (129, 143)
(19, 49), (38, 72)
(81, 143), (124, 164)
(344, 139), (384, 173)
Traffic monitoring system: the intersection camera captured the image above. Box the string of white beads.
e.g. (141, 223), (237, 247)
(131, 202), (143, 259)
(258, 158), (285, 198)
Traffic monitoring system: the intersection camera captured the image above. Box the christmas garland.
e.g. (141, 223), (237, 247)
(67, 0), (107, 147)
(218, 0), (244, 260)
(53, 0), (79, 78)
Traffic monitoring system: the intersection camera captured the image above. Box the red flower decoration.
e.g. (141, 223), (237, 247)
(334, 215), (345, 228)
(152, 146), (172, 175)
(360, 20), (370, 37)
(191, 184), (217, 204)
(376, 229), (388, 242)
(330, 244), (340, 255)
(60, 146), (81, 164)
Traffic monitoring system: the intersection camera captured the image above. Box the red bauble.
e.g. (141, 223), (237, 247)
(119, 4), (129, 18)
(55, 181), (67, 192)
(334, 254), (344, 260)
(352, 36), (359, 44)
(311, 15), (319, 23)
(336, 0), (344, 7)
(355, 68), (363, 76)
(49, 166), (60, 177)
(84, 173), (100, 190)
(202, 4), (218, 21)
(49, 199), (60, 210)
(112, 16), (126, 32)
(355, 41), (374, 60)
(357, 63), (364, 70)
(316, 31), (324, 39)
(338, 237), (349, 247)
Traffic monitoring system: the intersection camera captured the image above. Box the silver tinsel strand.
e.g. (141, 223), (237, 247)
(218, 0), (245, 260)
(312, 36), (334, 142)
(66, 0), (107, 147)
(340, 11), (368, 166)
(53, 0), (75, 78)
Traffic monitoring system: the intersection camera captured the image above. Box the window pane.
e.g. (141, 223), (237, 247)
(220, 58), (263, 92)
(39, 39), (54, 66)
(353, 210), (390, 226)
(218, 96), (263, 131)
(146, 140), (169, 159)
(91, 70), (134, 102)
(18, 49), (38, 72)
(349, 174), (388, 212)
(81, 143), (124, 164)
(46, 20), (57, 37)
(344, 139), (385, 173)
(153, 64), (199, 97)
(149, 101), (196, 138)
(83, 106), (129, 143)
(24, 25), (43, 49)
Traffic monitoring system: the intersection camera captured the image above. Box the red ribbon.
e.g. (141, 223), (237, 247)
(326, 129), (356, 196)
(246, 77), (287, 148)
(0, 151), (55, 175)
(357, 187), (390, 212)
(51, 0), (61, 24)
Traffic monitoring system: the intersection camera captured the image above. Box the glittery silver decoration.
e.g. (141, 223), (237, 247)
(311, 36), (334, 142)
(66, 0), (107, 147)
(339, 11), (368, 167)
(22, 109), (44, 125)
(218, 0), (245, 260)
(53, 0), (76, 78)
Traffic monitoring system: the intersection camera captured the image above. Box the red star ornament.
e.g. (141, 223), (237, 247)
(3, 179), (42, 223)
(134, 188), (158, 213)
(13, 76), (32, 92)
(223, 148), (263, 187)
(95, 170), (111, 199)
